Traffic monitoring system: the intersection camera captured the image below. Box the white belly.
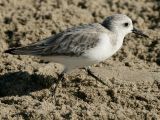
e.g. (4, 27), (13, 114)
(83, 33), (121, 61)
(41, 56), (97, 72)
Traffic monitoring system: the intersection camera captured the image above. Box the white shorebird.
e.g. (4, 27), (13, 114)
(5, 14), (149, 76)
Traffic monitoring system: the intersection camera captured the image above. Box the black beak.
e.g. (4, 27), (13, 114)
(132, 28), (149, 38)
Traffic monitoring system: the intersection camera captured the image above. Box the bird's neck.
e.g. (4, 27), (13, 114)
(114, 33), (125, 51)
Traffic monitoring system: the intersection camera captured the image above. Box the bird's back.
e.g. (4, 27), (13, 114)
(5, 23), (113, 57)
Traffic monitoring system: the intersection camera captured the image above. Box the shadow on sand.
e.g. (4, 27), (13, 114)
(0, 71), (57, 97)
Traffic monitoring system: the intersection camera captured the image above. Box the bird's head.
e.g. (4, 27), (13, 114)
(102, 14), (149, 38)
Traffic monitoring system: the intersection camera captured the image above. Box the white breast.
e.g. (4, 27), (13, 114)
(83, 33), (122, 61)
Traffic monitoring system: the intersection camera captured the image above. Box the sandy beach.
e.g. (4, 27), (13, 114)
(0, 0), (160, 119)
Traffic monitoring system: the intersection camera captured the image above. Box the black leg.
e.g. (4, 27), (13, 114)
(84, 66), (108, 86)
(50, 68), (67, 104)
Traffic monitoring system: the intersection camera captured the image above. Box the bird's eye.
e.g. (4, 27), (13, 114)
(123, 22), (129, 27)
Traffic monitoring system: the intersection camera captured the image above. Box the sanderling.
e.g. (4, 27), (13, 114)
(5, 14), (149, 73)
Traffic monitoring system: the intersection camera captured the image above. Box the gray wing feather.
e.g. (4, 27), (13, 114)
(8, 23), (107, 56)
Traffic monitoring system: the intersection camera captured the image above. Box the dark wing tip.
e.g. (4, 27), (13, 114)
(4, 48), (17, 54)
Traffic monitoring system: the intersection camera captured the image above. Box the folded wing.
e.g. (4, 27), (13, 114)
(5, 23), (107, 56)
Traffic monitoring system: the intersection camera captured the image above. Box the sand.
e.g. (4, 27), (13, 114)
(0, 0), (160, 119)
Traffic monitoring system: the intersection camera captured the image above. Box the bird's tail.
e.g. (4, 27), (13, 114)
(4, 45), (44, 55)
(4, 48), (18, 55)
